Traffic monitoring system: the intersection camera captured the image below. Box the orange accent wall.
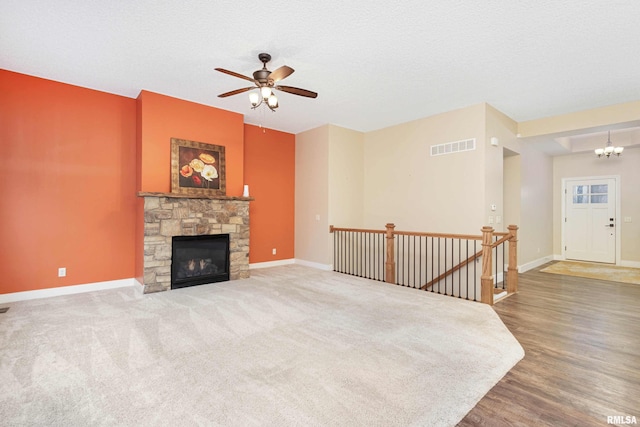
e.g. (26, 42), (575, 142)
(244, 124), (295, 263)
(135, 91), (246, 283)
(0, 71), (295, 293)
(134, 95), (145, 283)
(137, 91), (245, 194)
(0, 70), (137, 294)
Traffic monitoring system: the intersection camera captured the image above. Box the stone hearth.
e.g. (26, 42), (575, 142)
(139, 192), (251, 293)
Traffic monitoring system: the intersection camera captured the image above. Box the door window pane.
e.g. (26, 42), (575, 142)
(573, 195), (588, 204)
(591, 195), (608, 204)
(590, 184), (608, 194)
(573, 185), (589, 195)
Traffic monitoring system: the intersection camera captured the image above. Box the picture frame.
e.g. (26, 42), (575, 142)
(170, 138), (226, 196)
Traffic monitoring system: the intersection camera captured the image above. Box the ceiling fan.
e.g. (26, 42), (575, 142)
(215, 53), (317, 112)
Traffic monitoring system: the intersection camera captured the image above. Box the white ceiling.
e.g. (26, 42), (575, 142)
(2, 0), (640, 144)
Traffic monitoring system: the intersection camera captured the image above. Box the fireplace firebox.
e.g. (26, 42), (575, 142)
(171, 234), (230, 289)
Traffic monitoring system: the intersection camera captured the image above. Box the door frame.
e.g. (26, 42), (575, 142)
(561, 175), (621, 265)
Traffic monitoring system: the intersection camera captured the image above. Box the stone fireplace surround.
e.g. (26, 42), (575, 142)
(139, 192), (252, 293)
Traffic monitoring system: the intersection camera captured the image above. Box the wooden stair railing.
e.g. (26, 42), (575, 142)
(330, 223), (519, 305)
(419, 229), (514, 297)
(480, 225), (519, 304)
(421, 249), (483, 290)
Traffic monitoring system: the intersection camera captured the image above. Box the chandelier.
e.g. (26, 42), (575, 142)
(249, 86), (278, 112)
(595, 131), (623, 158)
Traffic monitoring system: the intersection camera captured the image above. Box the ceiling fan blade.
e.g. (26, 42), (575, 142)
(218, 87), (255, 98)
(215, 68), (257, 83)
(268, 66), (294, 83)
(275, 85), (318, 98)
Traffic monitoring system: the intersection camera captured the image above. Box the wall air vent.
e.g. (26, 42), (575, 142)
(430, 138), (476, 156)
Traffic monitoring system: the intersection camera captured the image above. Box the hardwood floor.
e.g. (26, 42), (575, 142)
(458, 262), (640, 427)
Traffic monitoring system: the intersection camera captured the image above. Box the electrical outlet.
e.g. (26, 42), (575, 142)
(315, 214), (320, 221)
(58, 267), (66, 277)
(272, 248), (276, 255)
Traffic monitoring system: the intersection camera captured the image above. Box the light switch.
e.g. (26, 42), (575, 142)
(496, 216), (502, 224)
(624, 216), (632, 223)
(488, 216), (494, 224)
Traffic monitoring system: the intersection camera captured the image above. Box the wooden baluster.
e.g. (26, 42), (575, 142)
(385, 223), (396, 284)
(507, 224), (519, 294)
(481, 226), (494, 305)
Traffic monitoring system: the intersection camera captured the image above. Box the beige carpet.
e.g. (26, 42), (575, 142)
(0, 265), (523, 426)
(541, 261), (640, 285)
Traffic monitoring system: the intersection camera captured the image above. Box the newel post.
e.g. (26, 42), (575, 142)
(507, 225), (519, 294)
(385, 223), (396, 284)
(481, 226), (494, 305)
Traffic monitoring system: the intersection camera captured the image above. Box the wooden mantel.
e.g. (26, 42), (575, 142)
(137, 191), (254, 201)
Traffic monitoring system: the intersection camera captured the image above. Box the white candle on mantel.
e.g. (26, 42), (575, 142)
(243, 185), (249, 197)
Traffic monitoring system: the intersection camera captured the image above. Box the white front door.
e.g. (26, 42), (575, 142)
(564, 178), (616, 263)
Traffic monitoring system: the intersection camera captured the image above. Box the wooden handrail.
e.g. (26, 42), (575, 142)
(330, 225), (481, 240)
(394, 230), (482, 240)
(421, 231), (518, 295)
(491, 234), (511, 248)
(329, 225), (385, 234)
(421, 249), (483, 290)
(329, 223), (519, 305)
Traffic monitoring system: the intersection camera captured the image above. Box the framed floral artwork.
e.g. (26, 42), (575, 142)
(170, 138), (226, 196)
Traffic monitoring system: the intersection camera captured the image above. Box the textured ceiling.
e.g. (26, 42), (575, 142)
(2, 0), (640, 137)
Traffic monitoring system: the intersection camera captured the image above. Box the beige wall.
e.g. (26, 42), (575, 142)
(327, 125), (365, 266)
(362, 104), (486, 234)
(487, 104), (554, 267)
(295, 125), (330, 265)
(518, 145), (553, 264)
(518, 100), (640, 138)
(296, 101), (640, 270)
(485, 104), (518, 233)
(295, 124), (365, 266)
(328, 125), (364, 228)
(503, 155), (521, 231)
(552, 147), (640, 264)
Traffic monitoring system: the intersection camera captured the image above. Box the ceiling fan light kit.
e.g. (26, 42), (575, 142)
(216, 53), (317, 113)
(595, 131), (624, 158)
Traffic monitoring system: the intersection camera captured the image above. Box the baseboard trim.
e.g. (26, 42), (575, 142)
(249, 259), (296, 269)
(294, 259), (333, 271)
(0, 278), (139, 304)
(519, 255), (554, 273)
(551, 255), (639, 268)
(620, 260), (640, 268)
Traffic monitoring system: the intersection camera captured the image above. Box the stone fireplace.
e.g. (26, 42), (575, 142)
(139, 192), (251, 293)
